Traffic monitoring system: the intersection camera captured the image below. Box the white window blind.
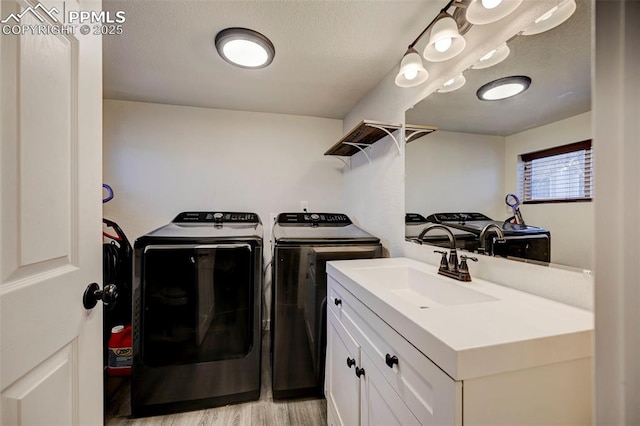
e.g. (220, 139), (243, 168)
(519, 140), (593, 203)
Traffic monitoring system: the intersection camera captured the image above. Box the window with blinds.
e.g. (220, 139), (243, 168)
(519, 139), (593, 204)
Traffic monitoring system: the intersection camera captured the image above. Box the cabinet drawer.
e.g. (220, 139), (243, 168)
(329, 276), (461, 425)
(328, 277), (349, 320)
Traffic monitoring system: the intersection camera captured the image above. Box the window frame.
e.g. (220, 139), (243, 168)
(519, 139), (593, 205)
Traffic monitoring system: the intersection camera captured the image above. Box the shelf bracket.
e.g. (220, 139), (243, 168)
(365, 123), (401, 156)
(342, 142), (372, 165)
(336, 156), (351, 170)
(327, 155), (351, 170)
(336, 157), (349, 168)
(405, 129), (435, 144)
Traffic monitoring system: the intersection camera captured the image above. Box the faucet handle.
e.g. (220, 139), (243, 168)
(459, 255), (478, 271)
(458, 255), (478, 282)
(433, 250), (448, 269)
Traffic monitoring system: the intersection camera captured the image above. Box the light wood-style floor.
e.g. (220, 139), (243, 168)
(105, 331), (327, 425)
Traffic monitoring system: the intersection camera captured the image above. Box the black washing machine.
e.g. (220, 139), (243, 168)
(131, 212), (262, 417)
(271, 212), (382, 400)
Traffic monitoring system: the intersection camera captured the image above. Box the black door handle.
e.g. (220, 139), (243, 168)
(334, 298), (342, 306)
(355, 367), (365, 378)
(83, 282), (118, 310)
(385, 354), (399, 368)
(346, 357), (356, 368)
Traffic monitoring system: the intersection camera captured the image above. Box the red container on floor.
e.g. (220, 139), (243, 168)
(107, 324), (132, 376)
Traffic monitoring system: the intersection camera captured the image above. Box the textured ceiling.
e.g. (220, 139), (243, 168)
(405, 0), (591, 136)
(102, 0), (446, 119)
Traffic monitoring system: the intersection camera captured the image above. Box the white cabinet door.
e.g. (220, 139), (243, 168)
(327, 309), (361, 426)
(0, 0), (103, 424)
(360, 351), (419, 426)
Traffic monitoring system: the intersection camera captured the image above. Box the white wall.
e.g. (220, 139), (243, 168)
(406, 131), (505, 219)
(103, 100), (344, 241)
(505, 112), (593, 269)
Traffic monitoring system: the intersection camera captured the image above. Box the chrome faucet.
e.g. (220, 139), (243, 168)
(417, 224), (478, 282)
(479, 223), (506, 255)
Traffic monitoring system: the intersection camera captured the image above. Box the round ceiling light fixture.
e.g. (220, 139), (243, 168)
(215, 27), (275, 69)
(476, 75), (531, 101)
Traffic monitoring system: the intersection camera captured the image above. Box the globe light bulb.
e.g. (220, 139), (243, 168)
(480, 49), (497, 62)
(404, 68), (418, 80)
(536, 5), (559, 23)
(434, 37), (452, 53)
(482, 0), (502, 9)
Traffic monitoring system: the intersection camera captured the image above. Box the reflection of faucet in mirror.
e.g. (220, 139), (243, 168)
(479, 223), (506, 256)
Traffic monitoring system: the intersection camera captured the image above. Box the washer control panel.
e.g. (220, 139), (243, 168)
(277, 212), (351, 224)
(426, 212), (492, 223)
(173, 211), (260, 223)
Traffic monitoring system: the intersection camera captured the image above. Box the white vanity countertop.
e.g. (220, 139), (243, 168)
(326, 257), (593, 381)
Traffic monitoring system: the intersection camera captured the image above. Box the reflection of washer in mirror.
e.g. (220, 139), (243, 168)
(405, 213), (476, 250)
(426, 212), (550, 263)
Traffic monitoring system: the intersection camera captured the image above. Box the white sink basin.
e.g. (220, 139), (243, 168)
(353, 265), (499, 307)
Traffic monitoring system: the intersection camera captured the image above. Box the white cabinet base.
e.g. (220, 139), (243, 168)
(463, 357), (592, 425)
(326, 262), (593, 425)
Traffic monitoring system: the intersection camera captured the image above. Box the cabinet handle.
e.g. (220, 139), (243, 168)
(334, 298), (342, 306)
(355, 367), (365, 378)
(346, 357), (356, 368)
(385, 354), (399, 368)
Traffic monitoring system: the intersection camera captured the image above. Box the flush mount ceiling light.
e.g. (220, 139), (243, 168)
(395, 48), (430, 88)
(215, 27), (275, 69)
(466, 0), (523, 25)
(437, 73), (466, 93)
(471, 42), (510, 69)
(477, 75), (531, 101)
(423, 13), (466, 62)
(521, 0), (576, 35)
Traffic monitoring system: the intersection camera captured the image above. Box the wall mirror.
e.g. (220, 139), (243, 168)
(405, 0), (592, 270)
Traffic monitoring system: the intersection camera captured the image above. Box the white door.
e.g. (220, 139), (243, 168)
(1, 0), (103, 424)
